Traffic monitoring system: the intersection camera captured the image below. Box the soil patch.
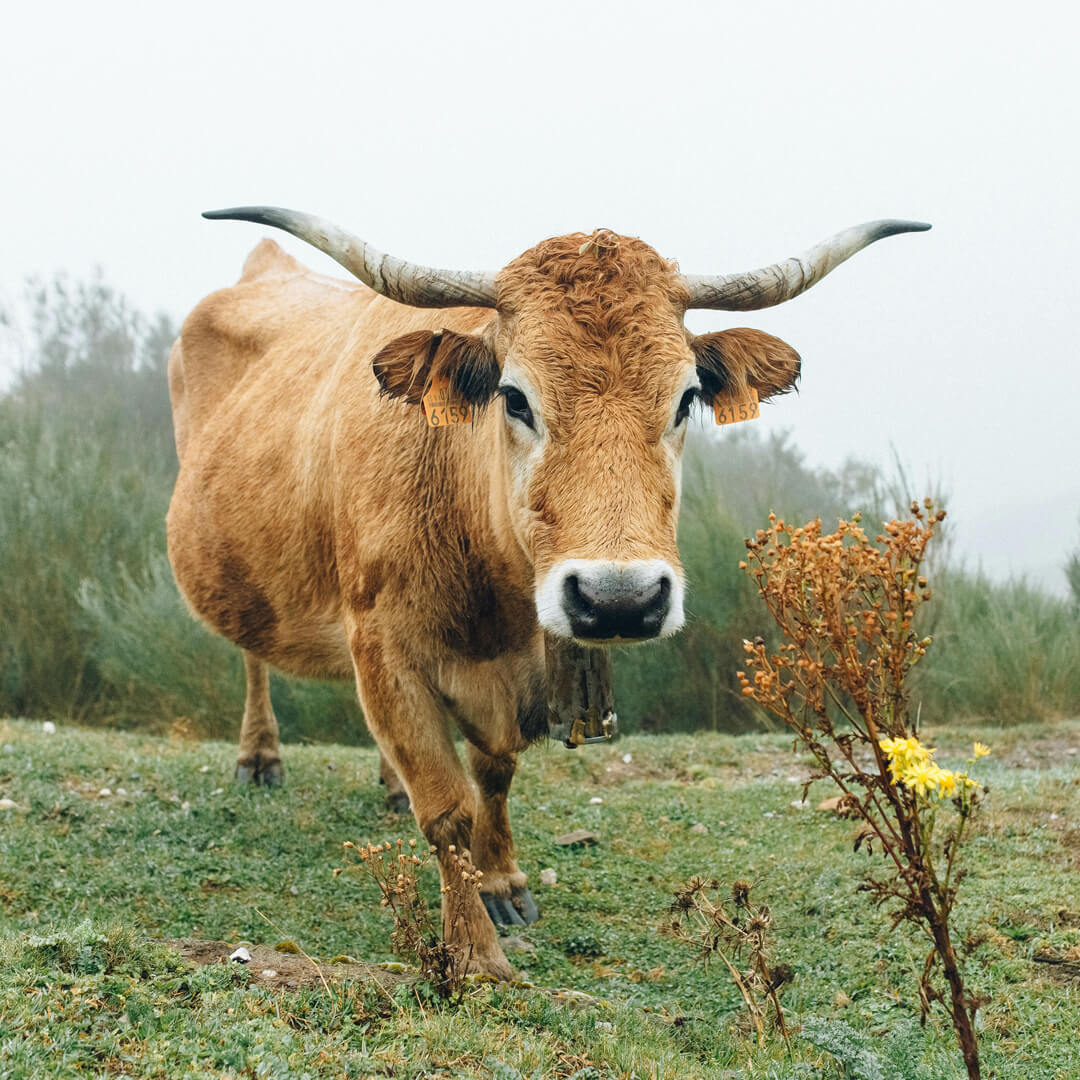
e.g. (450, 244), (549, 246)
(162, 938), (407, 993)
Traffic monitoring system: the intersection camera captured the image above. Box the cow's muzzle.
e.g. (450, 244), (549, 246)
(536, 559), (684, 643)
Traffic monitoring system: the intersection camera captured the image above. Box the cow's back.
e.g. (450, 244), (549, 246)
(169, 239), (375, 460)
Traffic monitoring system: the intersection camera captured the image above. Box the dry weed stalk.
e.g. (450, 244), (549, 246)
(665, 877), (791, 1049)
(737, 502), (985, 1080)
(339, 838), (480, 1002)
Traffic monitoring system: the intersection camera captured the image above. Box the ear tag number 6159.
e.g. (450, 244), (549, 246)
(713, 387), (760, 426)
(423, 373), (473, 427)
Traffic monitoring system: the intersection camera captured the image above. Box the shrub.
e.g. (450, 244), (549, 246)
(738, 505), (986, 1079)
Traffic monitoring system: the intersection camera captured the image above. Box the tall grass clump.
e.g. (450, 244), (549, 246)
(0, 275), (176, 718)
(917, 570), (1080, 722)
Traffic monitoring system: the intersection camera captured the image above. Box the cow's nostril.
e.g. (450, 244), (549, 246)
(560, 566), (672, 642)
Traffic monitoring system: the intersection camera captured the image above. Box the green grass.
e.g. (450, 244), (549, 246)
(1, 719), (1078, 1077)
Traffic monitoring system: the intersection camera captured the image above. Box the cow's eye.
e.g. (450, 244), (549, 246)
(500, 386), (534, 429)
(675, 388), (697, 427)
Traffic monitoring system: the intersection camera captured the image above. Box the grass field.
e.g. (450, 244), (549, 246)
(1, 717), (1078, 1078)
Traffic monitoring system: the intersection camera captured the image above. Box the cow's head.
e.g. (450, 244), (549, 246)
(204, 207), (929, 644)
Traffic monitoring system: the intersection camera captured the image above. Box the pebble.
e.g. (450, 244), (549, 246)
(261, 968), (278, 977)
(790, 800), (810, 810)
(763, 811), (777, 818)
(539, 867), (558, 886)
(0, 798), (18, 810)
(99, 788), (112, 797)
(181, 801), (191, 811)
(42, 721), (56, 735)
(116, 788), (127, 796)
(289, 885), (299, 896)
(622, 753), (633, 764)
(689, 822), (708, 834)
(199, 765), (210, 773)
(589, 796), (603, 805)
(229, 947), (251, 963)
(211, 788), (224, 796)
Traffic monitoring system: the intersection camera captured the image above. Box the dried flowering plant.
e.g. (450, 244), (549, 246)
(665, 877), (791, 1049)
(337, 838), (481, 1002)
(737, 502), (986, 1080)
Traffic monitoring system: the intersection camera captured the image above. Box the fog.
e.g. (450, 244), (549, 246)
(3, 0), (1077, 590)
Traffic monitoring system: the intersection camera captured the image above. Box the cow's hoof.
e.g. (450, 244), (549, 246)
(385, 791), (411, 815)
(482, 886), (539, 929)
(235, 759), (283, 787)
(511, 885), (540, 925)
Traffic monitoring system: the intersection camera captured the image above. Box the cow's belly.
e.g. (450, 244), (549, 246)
(167, 459), (354, 681)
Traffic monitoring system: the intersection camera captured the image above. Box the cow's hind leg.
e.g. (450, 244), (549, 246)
(378, 751), (411, 814)
(468, 745), (539, 929)
(235, 651), (283, 786)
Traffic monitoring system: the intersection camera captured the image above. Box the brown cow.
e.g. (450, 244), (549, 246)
(167, 209), (928, 977)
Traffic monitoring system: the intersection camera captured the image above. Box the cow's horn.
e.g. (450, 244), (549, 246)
(682, 219), (931, 311)
(202, 206), (498, 309)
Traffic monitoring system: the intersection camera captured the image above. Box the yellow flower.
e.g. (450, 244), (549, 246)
(880, 735), (983, 801)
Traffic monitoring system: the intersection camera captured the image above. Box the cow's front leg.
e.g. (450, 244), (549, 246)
(356, 658), (514, 980)
(468, 744), (539, 929)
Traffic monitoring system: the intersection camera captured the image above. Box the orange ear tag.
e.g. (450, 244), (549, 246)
(422, 373), (473, 427)
(713, 386), (760, 426)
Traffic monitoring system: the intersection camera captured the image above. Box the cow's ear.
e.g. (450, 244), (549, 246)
(372, 329), (500, 407)
(690, 328), (801, 403)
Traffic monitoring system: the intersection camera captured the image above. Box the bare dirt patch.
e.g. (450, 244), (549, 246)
(162, 938), (407, 993)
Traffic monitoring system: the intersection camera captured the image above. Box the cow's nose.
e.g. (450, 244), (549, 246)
(561, 566), (673, 641)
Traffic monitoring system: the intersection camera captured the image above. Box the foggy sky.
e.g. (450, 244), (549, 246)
(3, 0), (1078, 591)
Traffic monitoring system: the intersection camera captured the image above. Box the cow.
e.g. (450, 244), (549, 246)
(166, 208), (928, 977)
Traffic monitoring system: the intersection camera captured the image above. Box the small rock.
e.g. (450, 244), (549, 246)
(762, 811), (776, 818)
(817, 796), (850, 815)
(0, 798), (18, 810)
(260, 968), (278, 977)
(116, 788), (127, 796)
(199, 765), (210, 773)
(99, 788), (112, 797)
(42, 721), (57, 735)
(790, 800), (810, 810)
(554, 829), (599, 847)
(289, 885), (299, 896)
(211, 788), (224, 796)
(539, 867), (558, 886)
(181, 801), (191, 811)
(689, 822), (708, 835)
(786, 775), (803, 783)
(589, 796), (604, 805)
(500, 935), (536, 954)
(229, 947), (251, 963)
(622, 753), (632, 764)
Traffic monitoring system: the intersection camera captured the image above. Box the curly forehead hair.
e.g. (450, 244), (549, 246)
(495, 231), (691, 347)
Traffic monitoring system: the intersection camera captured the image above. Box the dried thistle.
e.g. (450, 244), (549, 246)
(664, 877), (790, 1049)
(340, 838), (480, 1002)
(737, 503), (986, 1080)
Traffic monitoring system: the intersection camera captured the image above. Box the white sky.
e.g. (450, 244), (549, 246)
(3, 0), (1078, 591)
